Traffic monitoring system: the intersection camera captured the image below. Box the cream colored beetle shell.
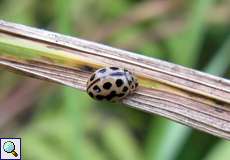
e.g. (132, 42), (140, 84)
(87, 67), (138, 101)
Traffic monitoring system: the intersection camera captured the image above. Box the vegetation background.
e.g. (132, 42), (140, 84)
(0, 0), (229, 159)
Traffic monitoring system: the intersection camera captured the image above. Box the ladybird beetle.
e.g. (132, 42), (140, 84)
(86, 67), (138, 101)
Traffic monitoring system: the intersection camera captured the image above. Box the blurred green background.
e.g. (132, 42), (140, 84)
(0, 0), (229, 160)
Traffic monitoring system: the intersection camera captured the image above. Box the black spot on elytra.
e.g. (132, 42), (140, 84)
(103, 82), (112, 89)
(88, 92), (94, 98)
(96, 95), (104, 100)
(90, 74), (95, 81)
(117, 93), (125, 97)
(98, 68), (106, 73)
(110, 67), (119, 70)
(128, 80), (132, 85)
(87, 78), (100, 91)
(93, 85), (101, 93)
(122, 86), (128, 92)
(135, 83), (138, 88)
(116, 79), (123, 87)
(131, 85), (134, 89)
(105, 91), (117, 101)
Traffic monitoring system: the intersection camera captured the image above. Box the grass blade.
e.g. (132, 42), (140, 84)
(0, 21), (229, 139)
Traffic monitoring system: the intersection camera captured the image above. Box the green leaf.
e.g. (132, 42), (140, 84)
(145, 118), (190, 160)
(167, 0), (216, 67)
(204, 141), (230, 160)
(204, 36), (230, 76)
(102, 120), (142, 160)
